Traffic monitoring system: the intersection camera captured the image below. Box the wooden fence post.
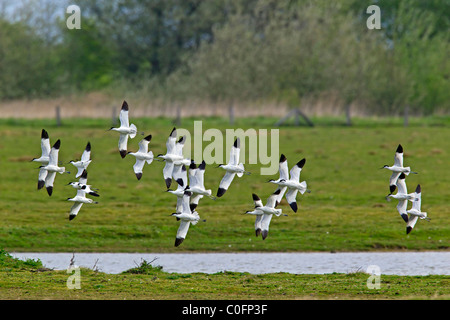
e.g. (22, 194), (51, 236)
(56, 106), (61, 126)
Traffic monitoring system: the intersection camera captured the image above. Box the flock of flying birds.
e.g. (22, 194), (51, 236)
(382, 144), (430, 234)
(31, 101), (430, 247)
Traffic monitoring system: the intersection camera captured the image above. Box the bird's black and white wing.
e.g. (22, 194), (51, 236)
(228, 138), (240, 166)
(217, 171), (236, 197)
(196, 160), (206, 189)
(278, 154), (289, 181)
(133, 159), (145, 180)
(69, 202), (83, 220)
(119, 101), (130, 128)
(289, 158), (306, 183)
(173, 164), (187, 187)
(48, 139), (61, 167)
(260, 214), (273, 240)
(40, 129), (51, 159)
(79, 169), (88, 185)
(411, 184), (422, 211)
(37, 167), (47, 190)
(118, 133), (129, 158)
(254, 215), (263, 237)
(275, 186), (287, 203)
(396, 199), (409, 223)
(45, 172), (57, 196)
(138, 135), (151, 154)
(181, 191), (192, 214)
(188, 162), (198, 187)
(389, 171), (402, 193)
(163, 161), (174, 189)
(166, 127), (177, 155)
(393, 144), (404, 167)
(189, 194), (203, 212)
(252, 193), (264, 208)
(266, 189), (281, 208)
(81, 142), (91, 162)
(406, 215), (419, 234)
(396, 173), (407, 194)
(175, 136), (186, 158)
(285, 188), (299, 213)
(175, 220), (190, 247)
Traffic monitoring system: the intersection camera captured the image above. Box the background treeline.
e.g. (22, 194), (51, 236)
(0, 0), (448, 115)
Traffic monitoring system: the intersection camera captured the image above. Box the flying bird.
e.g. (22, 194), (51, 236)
(157, 128), (187, 189)
(187, 160), (215, 212)
(109, 101), (139, 158)
(39, 139), (70, 196)
(69, 141), (92, 178)
(381, 144), (417, 194)
(167, 165), (188, 214)
(32, 129), (51, 190)
(406, 184), (430, 234)
(170, 190), (201, 247)
(67, 188), (98, 221)
(67, 169), (99, 197)
(245, 190), (286, 240)
(385, 173), (417, 223)
(269, 154), (310, 213)
(217, 138), (250, 197)
(127, 134), (154, 180)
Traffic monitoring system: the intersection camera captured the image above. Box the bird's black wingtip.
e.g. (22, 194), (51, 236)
(37, 180), (45, 190)
(396, 144), (403, 153)
(289, 202), (298, 213)
(53, 139), (61, 149)
(415, 184), (421, 194)
(252, 193), (260, 201)
(121, 100), (129, 111)
(199, 160), (206, 170)
(280, 154), (287, 162)
(41, 129), (49, 139)
(136, 172), (143, 180)
(69, 215), (77, 221)
(174, 237), (184, 247)
(255, 228), (261, 237)
(401, 214), (409, 223)
(261, 230), (268, 240)
(165, 178), (172, 189)
(389, 184), (397, 194)
(144, 134), (152, 142)
(80, 169), (88, 179)
(46, 186), (53, 196)
(85, 142), (91, 151)
(406, 226), (412, 234)
(234, 137), (240, 148)
(119, 150), (127, 158)
(190, 203), (197, 212)
(297, 158), (306, 168)
(399, 173), (406, 179)
(217, 188), (227, 197)
(176, 178), (184, 187)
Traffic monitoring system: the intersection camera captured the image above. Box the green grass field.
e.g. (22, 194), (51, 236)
(0, 116), (448, 252)
(1, 115), (449, 300)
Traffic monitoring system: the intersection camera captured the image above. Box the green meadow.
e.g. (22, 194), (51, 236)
(0, 116), (448, 253)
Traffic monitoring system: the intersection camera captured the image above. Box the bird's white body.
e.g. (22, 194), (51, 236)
(217, 138), (249, 197)
(128, 135), (154, 180)
(110, 101), (138, 158)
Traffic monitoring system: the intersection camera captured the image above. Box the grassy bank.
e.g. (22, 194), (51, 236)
(0, 116), (448, 253)
(0, 250), (448, 300)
